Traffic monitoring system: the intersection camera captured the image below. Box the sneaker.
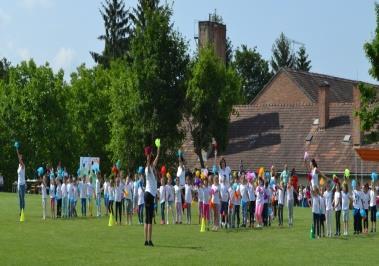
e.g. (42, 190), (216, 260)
(144, 241), (149, 246)
(148, 241), (154, 247)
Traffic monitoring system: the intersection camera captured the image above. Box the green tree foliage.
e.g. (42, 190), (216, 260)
(108, 4), (189, 169)
(186, 47), (241, 168)
(295, 46), (311, 71)
(225, 37), (233, 67)
(91, 0), (132, 67)
(0, 60), (73, 189)
(67, 65), (112, 172)
(130, 0), (162, 31)
(0, 58), (11, 81)
(271, 32), (295, 73)
(356, 3), (379, 134)
(234, 45), (272, 103)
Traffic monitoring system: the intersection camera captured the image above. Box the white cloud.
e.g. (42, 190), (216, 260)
(18, 48), (31, 60)
(52, 47), (75, 72)
(0, 9), (11, 27)
(18, 0), (54, 9)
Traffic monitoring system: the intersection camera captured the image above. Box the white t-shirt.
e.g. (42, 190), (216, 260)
(104, 181), (109, 197)
(286, 186), (294, 202)
(323, 190), (333, 211)
(79, 182), (87, 198)
(334, 191), (341, 211)
(56, 184), (62, 199)
(174, 185), (182, 203)
(211, 184), (220, 204)
(166, 184), (174, 202)
(278, 188), (284, 205)
(370, 189), (376, 207)
(218, 167), (231, 187)
(108, 186), (115, 201)
(184, 184), (192, 203)
(255, 186), (264, 205)
(67, 183), (74, 200)
(177, 166), (186, 186)
(240, 184), (249, 203)
(87, 182), (94, 198)
(352, 190), (363, 209)
(319, 196), (326, 214)
(95, 179), (101, 195)
(247, 183), (255, 201)
(229, 187), (240, 205)
(145, 166), (157, 197)
(197, 187), (204, 202)
(41, 183), (47, 199)
(311, 168), (319, 189)
(114, 184), (122, 202)
(202, 186), (211, 204)
(341, 191), (350, 211)
(220, 183), (229, 202)
(312, 195), (320, 214)
(137, 186), (144, 205)
(159, 185), (167, 203)
(17, 164), (25, 186)
(61, 183), (67, 198)
(362, 191), (370, 210)
(50, 184), (55, 199)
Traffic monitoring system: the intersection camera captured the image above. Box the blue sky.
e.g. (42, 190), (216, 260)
(0, 0), (377, 83)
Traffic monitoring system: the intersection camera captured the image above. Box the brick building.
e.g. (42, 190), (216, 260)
(182, 68), (378, 177)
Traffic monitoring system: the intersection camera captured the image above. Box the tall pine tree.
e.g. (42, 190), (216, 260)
(296, 46), (311, 71)
(91, 0), (132, 67)
(130, 0), (162, 31)
(271, 32), (295, 73)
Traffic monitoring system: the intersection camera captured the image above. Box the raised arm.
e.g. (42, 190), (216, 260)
(16, 150), (24, 167)
(153, 146), (160, 168)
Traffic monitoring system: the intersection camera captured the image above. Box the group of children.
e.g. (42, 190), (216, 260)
(310, 180), (378, 238)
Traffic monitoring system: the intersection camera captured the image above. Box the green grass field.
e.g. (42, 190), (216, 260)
(0, 192), (377, 266)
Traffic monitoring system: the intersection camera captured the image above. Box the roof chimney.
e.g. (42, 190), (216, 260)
(352, 84), (362, 146)
(319, 81), (330, 130)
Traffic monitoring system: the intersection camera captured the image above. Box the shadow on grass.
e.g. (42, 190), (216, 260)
(155, 245), (203, 250)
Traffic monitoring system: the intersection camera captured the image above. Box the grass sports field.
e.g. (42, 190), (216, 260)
(0, 192), (377, 266)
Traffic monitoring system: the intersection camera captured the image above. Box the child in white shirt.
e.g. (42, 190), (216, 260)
(202, 179), (211, 229)
(41, 177), (47, 220)
(79, 177), (87, 217)
(352, 183), (363, 234)
(362, 184), (370, 233)
(369, 183), (377, 232)
(247, 179), (256, 227)
(124, 176), (133, 225)
(211, 176), (221, 231)
(95, 174), (101, 217)
(319, 187), (326, 237)
(323, 183), (333, 237)
(115, 178), (123, 225)
(220, 182), (229, 228)
(231, 177), (241, 228)
(137, 182), (144, 224)
(56, 179), (62, 218)
(159, 177), (167, 225)
(108, 180), (115, 217)
(197, 184), (204, 225)
(174, 182), (183, 224)
(286, 182), (294, 227)
(184, 177), (193, 224)
(311, 187), (321, 238)
(240, 176), (249, 227)
(277, 181), (284, 226)
(341, 183), (351, 235)
(166, 175), (175, 224)
(61, 178), (68, 218)
(50, 178), (56, 219)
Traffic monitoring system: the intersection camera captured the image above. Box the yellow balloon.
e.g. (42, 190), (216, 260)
(319, 178), (325, 186)
(196, 170), (200, 177)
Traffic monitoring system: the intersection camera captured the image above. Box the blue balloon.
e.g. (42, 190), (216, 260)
(360, 209), (366, 218)
(138, 166), (144, 174)
(212, 165), (218, 174)
(49, 172), (55, 180)
(14, 141), (20, 149)
(37, 167), (44, 176)
(371, 172), (378, 182)
(351, 179), (357, 188)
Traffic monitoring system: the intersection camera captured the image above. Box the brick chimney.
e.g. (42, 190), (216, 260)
(352, 84), (362, 146)
(319, 81), (330, 130)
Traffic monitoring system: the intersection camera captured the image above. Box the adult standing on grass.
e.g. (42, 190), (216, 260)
(16, 143), (26, 215)
(144, 140), (160, 247)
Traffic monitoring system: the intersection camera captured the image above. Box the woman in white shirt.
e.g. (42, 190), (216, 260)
(333, 184), (342, 236)
(144, 144), (160, 246)
(304, 159), (326, 191)
(176, 156), (186, 206)
(16, 149), (26, 215)
(218, 157), (231, 187)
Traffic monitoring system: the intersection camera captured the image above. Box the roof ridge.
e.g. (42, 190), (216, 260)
(235, 103), (316, 108)
(284, 67), (378, 86)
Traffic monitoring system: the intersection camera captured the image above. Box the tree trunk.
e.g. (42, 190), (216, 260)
(195, 147), (205, 169)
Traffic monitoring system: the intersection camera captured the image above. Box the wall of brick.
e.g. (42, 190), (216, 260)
(252, 72), (312, 105)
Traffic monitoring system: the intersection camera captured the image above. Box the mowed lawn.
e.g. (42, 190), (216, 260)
(0, 192), (377, 266)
